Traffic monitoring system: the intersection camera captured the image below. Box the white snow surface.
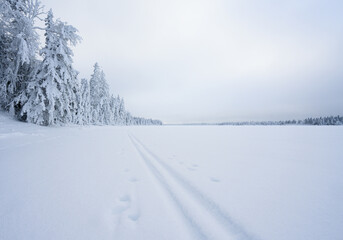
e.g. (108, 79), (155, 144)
(1, 112), (342, 240)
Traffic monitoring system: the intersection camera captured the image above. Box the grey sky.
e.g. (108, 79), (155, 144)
(43, 0), (343, 123)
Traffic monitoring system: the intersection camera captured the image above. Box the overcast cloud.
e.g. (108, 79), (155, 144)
(43, 0), (343, 123)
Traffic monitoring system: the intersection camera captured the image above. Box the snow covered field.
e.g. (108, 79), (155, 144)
(1, 113), (342, 240)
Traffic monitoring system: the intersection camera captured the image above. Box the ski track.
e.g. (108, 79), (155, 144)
(129, 133), (261, 240)
(128, 134), (208, 240)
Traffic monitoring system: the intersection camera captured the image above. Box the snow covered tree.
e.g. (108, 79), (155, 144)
(0, 0), (42, 116)
(89, 64), (111, 124)
(77, 78), (91, 124)
(108, 94), (118, 124)
(111, 95), (121, 124)
(125, 112), (133, 125)
(117, 97), (126, 125)
(98, 70), (110, 124)
(20, 10), (81, 125)
(89, 63), (101, 124)
(0, 2), (162, 126)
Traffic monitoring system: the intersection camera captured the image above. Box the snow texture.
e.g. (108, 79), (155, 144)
(0, 113), (342, 240)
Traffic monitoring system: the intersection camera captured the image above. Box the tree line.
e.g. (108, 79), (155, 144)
(218, 116), (343, 126)
(0, 0), (162, 126)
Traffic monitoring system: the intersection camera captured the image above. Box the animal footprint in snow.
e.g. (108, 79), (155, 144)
(124, 168), (130, 173)
(129, 177), (139, 182)
(112, 194), (131, 215)
(113, 193), (140, 222)
(128, 212), (140, 221)
(187, 167), (196, 171)
(210, 177), (220, 183)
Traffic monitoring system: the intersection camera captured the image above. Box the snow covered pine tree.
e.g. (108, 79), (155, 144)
(0, 0), (42, 116)
(0, 2), (161, 126)
(20, 9), (81, 125)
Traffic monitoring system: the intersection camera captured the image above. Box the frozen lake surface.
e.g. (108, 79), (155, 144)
(1, 114), (342, 240)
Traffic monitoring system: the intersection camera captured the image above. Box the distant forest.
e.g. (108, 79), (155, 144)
(218, 116), (343, 126)
(178, 116), (343, 126)
(222, 116), (343, 126)
(0, 0), (162, 126)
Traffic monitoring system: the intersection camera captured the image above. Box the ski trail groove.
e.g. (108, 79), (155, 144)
(130, 134), (262, 240)
(128, 134), (208, 240)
